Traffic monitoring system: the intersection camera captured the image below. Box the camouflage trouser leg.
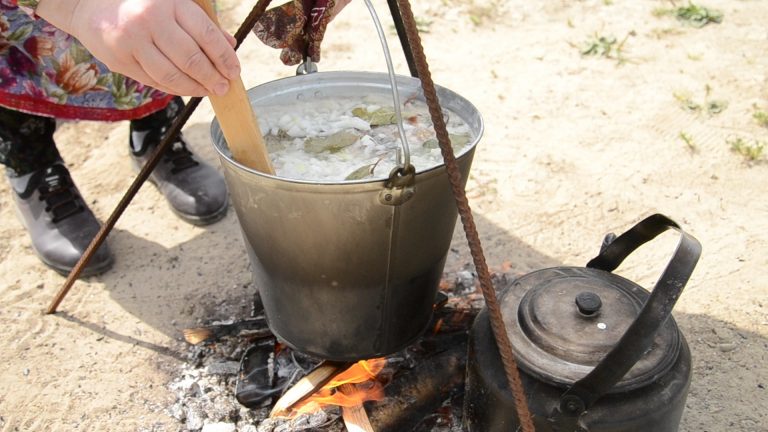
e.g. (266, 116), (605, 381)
(0, 106), (60, 177)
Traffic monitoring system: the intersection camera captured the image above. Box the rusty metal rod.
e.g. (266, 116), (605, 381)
(393, 0), (536, 430)
(46, 0), (273, 314)
(386, 0), (418, 78)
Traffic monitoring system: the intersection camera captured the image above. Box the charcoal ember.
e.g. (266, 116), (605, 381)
(229, 344), (246, 361)
(428, 307), (479, 337)
(171, 372), (204, 398)
(281, 411), (332, 430)
(238, 407), (266, 425)
(202, 394), (240, 422)
(411, 395), (464, 432)
(205, 361), (240, 376)
(257, 411), (338, 432)
(455, 270), (477, 292)
(217, 341), (243, 360)
(254, 418), (279, 432)
(239, 407), (267, 424)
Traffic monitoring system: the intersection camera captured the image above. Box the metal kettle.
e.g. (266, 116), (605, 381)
(464, 214), (702, 432)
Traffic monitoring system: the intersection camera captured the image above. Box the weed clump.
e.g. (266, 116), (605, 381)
(728, 137), (766, 162)
(653, 2), (723, 28)
(580, 32), (634, 64)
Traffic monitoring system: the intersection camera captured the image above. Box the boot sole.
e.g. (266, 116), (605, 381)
(168, 197), (229, 226)
(12, 199), (114, 277)
(38, 251), (115, 278)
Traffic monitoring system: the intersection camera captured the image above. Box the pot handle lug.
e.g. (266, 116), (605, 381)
(554, 213), (702, 421)
(379, 165), (416, 205)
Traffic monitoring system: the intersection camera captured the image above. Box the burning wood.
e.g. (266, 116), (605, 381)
(168, 271), (501, 431)
(368, 333), (468, 431)
(340, 384), (375, 432)
(270, 361), (349, 417)
(273, 359), (387, 417)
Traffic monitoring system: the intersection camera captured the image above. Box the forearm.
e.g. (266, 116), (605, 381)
(35, 0), (81, 35)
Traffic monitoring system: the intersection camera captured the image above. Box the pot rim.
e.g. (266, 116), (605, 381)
(210, 70), (484, 186)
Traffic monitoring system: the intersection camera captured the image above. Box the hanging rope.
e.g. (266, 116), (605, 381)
(393, 1), (536, 430)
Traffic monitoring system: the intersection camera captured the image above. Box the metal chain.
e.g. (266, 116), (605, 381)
(393, 1), (536, 430)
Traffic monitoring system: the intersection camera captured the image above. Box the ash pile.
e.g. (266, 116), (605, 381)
(165, 270), (508, 432)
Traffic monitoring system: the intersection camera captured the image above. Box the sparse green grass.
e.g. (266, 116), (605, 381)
(581, 34), (618, 57)
(389, 16), (432, 34)
(753, 109), (768, 128)
(673, 86), (728, 116)
(580, 31), (634, 64)
(466, 0), (503, 25)
(439, 0), (505, 26)
(651, 27), (685, 39)
(654, 2), (723, 28)
(728, 137), (766, 162)
(679, 131), (697, 152)
(706, 99), (728, 115)
(652, 7), (672, 18)
(674, 91), (701, 113)
(675, 2), (723, 27)
(414, 16), (433, 33)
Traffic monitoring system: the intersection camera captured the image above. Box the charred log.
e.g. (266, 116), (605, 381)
(368, 332), (469, 432)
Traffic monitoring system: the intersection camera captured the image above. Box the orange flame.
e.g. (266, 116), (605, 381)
(293, 358), (386, 413)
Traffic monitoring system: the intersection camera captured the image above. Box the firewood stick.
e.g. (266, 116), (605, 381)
(340, 384), (375, 432)
(270, 361), (350, 418)
(182, 317), (271, 345)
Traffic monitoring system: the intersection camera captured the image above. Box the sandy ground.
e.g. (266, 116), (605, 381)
(1, 0), (766, 430)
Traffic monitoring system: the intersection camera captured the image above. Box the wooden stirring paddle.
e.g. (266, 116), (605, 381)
(192, 0), (275, 174)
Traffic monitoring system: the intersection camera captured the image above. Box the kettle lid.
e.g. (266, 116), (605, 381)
(502, 266), (682, 392)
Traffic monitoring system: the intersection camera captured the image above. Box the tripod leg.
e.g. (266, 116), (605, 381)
(387, 0), (419, 78)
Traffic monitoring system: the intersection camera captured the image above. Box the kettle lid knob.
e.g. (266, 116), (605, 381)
(575, 291), (602, 316)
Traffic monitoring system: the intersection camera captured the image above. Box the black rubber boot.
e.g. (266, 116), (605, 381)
(8, 163), (113, 276)
(130, 98), (228, 225)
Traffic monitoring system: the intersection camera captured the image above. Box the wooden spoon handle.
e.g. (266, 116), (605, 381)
(191, 0), (275, 174)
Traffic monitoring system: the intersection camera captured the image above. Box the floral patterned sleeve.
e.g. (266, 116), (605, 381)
(1, 0), (348, 121)
(0, 0), (172, 121)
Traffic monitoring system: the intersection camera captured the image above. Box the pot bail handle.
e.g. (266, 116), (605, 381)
(556, 214), (702, 419)
(363, 0), (413, 174)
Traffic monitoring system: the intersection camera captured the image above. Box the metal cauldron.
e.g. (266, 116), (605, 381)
(464, 214), (701, 432)
(211, 71), (482, 361)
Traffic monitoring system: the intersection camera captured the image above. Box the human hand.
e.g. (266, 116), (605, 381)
(36, 0), (240, 97)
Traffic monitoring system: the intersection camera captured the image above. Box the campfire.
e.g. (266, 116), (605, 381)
(269, 359), (387, 431)
(169, 270), (499, 432)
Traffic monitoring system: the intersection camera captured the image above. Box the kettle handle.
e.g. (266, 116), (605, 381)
(557, 214), (702, 416)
